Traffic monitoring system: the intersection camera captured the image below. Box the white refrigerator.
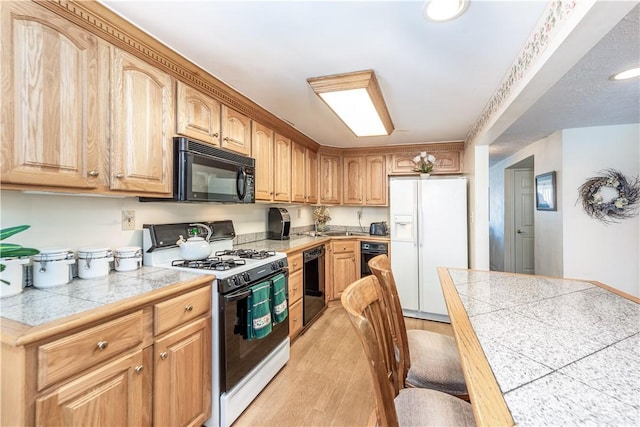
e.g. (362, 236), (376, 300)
(389, 176), (468, 322)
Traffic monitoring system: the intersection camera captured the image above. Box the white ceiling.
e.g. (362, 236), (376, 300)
(100, 0), (639, 163)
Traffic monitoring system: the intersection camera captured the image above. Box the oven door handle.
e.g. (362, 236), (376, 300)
(224, 289), (252, 302)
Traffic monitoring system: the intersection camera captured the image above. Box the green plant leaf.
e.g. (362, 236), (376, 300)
(0, 247), (40, 258)
(0, 243), (22, 251)
(0, 225), (31, 241)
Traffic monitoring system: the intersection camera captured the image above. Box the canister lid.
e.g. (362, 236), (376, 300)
(77, 247), (111, 258)
(34, 247), (72, 261)
(114, 246), (142, 257)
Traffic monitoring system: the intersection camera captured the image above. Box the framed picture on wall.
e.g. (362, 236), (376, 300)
(536, 171), (557, 211)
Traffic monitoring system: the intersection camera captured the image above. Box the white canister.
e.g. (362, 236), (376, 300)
(33, 248), (75, 288)
(77, 247), (114, 279)
(114, 246), (142, 272)
(0, 257), (30, 297)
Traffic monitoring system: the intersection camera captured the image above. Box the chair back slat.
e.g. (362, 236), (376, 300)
(368, 255), (411, 385)
(341, 275), (400, 427)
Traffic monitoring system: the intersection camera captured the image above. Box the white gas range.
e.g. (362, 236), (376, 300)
(142, 220), (290, 427)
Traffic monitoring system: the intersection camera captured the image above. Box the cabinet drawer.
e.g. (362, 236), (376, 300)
(155, 285), (211, 336)
(289, 299), (303, 338)
(289, 269), (303, 303)
(332, 240), (356, 254)
(288, 252), (303, 273)
(38, 311), (144, 390)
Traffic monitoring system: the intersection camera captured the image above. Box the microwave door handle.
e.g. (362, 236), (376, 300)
(237, 168), (247, 200)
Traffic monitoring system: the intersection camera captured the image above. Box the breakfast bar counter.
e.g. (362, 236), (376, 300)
(438, 267), (640, 426)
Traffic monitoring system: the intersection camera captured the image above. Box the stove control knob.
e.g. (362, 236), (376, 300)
(278, 260), (285, 268)
(270, 262), (277, 271)
(231, 276), (240, 287)
(242, 273), (251, 282)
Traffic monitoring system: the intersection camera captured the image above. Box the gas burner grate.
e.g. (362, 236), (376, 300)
(215, 249), (276, 260)
(171, 257), (247, 270)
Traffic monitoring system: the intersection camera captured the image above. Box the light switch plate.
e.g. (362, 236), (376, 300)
(122, 210), (135, 230)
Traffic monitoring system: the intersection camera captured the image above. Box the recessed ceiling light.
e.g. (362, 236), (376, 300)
(307, 70), (394, 137)
(610, 67), (640, 81)
(424, 0), (469, 22)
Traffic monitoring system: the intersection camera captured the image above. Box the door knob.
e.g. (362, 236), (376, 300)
(517, 229), (524, 234)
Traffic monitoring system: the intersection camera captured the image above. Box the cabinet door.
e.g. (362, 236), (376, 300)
(221, 106), (251, 156)
(319, 154), (341, 205)
(332, 252), (358, 300)
(343, 156), (364, 205)
(176, 81), (221, 145)
(35, 350), (146, 427)
(273, 134), (291, 202)
(365, 155), (387, 206)
(289, 299), (303, 339)
(111, 48), (173, 194)
(389, 151), (461, 174)
(252, 122), (274, 201)
(291, 142), (306, 203)
(154, 317), (211, 427)
(0, 1), (104, 189)
(306, 149), (319, 204)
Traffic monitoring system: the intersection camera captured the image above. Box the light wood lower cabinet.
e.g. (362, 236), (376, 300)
(288, 299), (303, 340)
(287, 252), (304, 339)
(1, 282), (212, 427)
(329, 240), (359, 300)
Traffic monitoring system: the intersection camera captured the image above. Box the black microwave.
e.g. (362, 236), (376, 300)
(141, 137), (255, 203)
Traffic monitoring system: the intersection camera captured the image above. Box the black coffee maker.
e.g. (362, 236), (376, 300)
(268, 207), (291, 240)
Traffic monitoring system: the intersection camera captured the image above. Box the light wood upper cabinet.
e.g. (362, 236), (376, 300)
(306, 149), (319, 204)
(111, 48), (173, 194)
(365, 155), (387, 205)
(0, 1), (105, 189)
(319, 154), (341, 205)
(342, 156), (364, 205)
(389, 151), (461, 174)
(252, 122), (274, 201)
(176, 81), (221, 145)
(291, 142), (307, 203)
(273, 133), (291, 202)
(221, 106), (251, 156)
(342, 155), (387, 206)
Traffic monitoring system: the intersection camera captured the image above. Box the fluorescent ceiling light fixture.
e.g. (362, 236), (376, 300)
(424, 0), (469, 22)
(307, 70), (394, 137)
(610, 67), (640, 80)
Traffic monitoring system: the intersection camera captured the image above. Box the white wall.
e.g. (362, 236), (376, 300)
(463, 144), (490, 270)
(320, 206), (389, 231)
(562, 124), (639, 297)
(489, 131), (563, 276)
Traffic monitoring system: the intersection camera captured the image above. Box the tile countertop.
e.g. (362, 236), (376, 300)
(235, 234), (390, 253)
(0, 267), (213, 330)
(442, 268), (640, 426)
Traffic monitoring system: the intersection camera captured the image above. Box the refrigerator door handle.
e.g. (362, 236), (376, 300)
(415, 185), (420, 248)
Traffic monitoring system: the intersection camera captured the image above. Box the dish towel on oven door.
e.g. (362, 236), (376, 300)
(247, 281), (272, 339)
(271, 273), (288, 324)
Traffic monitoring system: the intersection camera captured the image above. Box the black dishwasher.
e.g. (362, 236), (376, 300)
(303, 245), (326, 326)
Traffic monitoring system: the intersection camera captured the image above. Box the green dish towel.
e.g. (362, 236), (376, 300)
(247, 281), (272, 340)
(271, 273), (288, 324)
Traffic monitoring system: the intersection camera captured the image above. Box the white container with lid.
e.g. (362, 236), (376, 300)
(114, 246), (142, 272)
(33, 248), (75, 288)
(77, 247), (114, 279)
(0, 257), (30, 297)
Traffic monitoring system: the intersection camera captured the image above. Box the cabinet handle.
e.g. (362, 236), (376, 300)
(160, 352), (168, 360)
(185, 304), (194, 312)
(88, 170), (99, 177)
(223, 136), (242, 144)
(96, 341), (108, 350)
(135, 365), (144, 373)
(293, 262), (297, 267)
(212, 132), (219, 138)
(115, 173), (124, 179)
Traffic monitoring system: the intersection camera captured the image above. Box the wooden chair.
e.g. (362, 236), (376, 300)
(341, 275), (475, 426)
(368, 254), (469, 400)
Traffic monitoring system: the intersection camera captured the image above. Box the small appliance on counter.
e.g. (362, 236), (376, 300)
(268, 207), (291, 240)
(369, 221), (388, 236)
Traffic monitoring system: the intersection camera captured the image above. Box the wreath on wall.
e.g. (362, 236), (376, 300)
(578, 169), (640, 224)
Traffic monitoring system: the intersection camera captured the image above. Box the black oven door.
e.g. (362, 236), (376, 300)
(220, 275), (289, 392)
(181, 151), (255, 203)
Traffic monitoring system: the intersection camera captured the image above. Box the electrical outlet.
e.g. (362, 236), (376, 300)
(122, 210), (135, 230)
(297, 208), (302, 219)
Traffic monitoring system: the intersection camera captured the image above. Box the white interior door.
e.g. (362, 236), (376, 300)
(514, 170), (535, 274)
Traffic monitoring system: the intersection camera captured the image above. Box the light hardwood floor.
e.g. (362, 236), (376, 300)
(233, 303), (453, 426)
